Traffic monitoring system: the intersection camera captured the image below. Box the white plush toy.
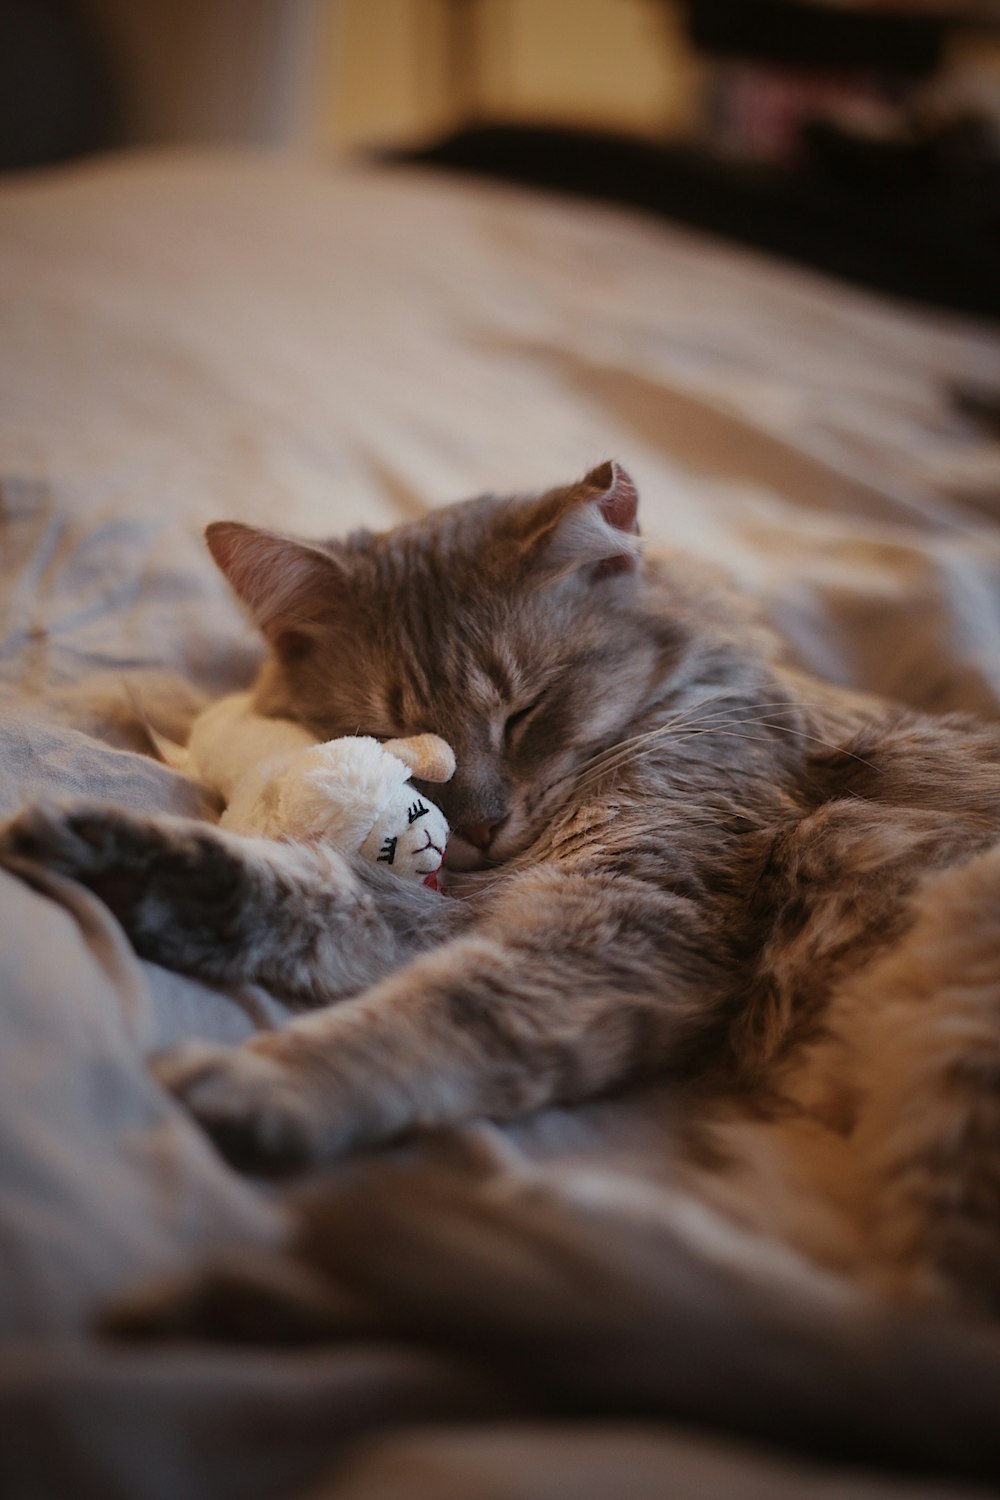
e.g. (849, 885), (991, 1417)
(157, 692), (454, 888)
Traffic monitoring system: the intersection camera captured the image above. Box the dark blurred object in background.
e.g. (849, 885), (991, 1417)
(402, 116), (1000, 317)
(0, 0), (322, 168)
(0, 0), (120, 171)
(403, 0), (1000, 318)
(680, 0), (996, 168)
(686, 0), (948, 69)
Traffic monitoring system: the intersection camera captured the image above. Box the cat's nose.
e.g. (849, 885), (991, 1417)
(458, 820), (502, 850)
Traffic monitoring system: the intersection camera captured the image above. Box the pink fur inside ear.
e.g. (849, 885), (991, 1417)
(584, 459), (639, 536)
(383, 734), (456, 783)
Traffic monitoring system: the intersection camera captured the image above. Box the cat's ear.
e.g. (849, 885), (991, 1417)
(205, 522), (347, 660)
(524, 461), (641, 581)
(581, 459), (640, 537)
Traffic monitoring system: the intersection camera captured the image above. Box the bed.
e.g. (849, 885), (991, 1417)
(1, 147), (1000, 1499)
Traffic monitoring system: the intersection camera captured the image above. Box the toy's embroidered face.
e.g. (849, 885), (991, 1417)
(269, 733), (454, 887)
(359, 791), (450, 885)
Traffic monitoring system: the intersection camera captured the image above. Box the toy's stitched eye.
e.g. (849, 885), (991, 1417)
(407, 800), (429, 824)
(377, 836), (398, 865)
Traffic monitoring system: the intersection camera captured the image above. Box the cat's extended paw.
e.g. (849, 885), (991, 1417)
(0, 801), (159, 907)
(1, 801), (268, 974)
(153, 1041), (324, 1175)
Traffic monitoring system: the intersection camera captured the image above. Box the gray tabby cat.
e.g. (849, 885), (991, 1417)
(5, 460), (1000, 1314)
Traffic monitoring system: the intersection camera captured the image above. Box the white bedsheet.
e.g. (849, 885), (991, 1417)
(1, 149), (999, 1499)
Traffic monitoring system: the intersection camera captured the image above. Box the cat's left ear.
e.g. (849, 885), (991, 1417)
(526, 461), (641, 581)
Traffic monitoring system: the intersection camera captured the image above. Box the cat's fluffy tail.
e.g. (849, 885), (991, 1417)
(291, 1148), (1000, 1482)
(109, 1136), (1000, 1486)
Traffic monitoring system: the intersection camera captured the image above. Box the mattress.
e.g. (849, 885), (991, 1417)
(1, 148), (999, 1499)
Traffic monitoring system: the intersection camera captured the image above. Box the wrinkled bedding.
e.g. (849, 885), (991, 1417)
(1, 149), (999, 1499)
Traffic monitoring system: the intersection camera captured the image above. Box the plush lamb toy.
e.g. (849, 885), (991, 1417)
(157, 692), (454, 887)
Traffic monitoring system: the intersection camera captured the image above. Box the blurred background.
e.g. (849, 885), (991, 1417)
(2, 0), (999, 312)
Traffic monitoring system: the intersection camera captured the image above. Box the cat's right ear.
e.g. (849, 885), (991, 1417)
(522, 461), (642, 582)
(205, 522), (346, 660)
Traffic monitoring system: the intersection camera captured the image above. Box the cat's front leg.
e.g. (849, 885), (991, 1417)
(0, 801), (454, 1005)
(155, 867), (726, 1170)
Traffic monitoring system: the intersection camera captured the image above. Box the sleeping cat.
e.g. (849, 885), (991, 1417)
(4, 460), (1000, 1315)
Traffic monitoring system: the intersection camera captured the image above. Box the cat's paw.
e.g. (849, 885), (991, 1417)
(0, 801), (159, 905)
(153, 1041), (324, 1174)
(1, 800), (231, 917)
(1, 801), (271, 972)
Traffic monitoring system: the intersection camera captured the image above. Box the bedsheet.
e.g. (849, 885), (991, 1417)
(1, 149), (999, 1498)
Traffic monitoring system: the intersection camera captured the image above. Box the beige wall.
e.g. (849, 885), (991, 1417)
(324, 0), (453, 150)
(80, 0), (697, 155)
(73, 1), (1000, 159)
(481, 0), (696, 135)
(330, 0), (698, 150)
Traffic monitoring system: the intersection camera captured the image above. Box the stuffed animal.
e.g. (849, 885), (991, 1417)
(155, 692), (454, 888)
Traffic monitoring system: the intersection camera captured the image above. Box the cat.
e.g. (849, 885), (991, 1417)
(4, 459), (1000, 1317)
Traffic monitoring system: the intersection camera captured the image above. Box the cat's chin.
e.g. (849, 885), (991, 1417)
(443, 835), (490, 873)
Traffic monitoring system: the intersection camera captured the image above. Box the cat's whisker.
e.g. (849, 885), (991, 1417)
(565, 700), (813, 787)
(566, 711), (877, 800)
(566, 712), (779, 794)
(675, 719), (881, 772)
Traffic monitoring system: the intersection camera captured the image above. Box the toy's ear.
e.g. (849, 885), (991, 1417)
(383, 733), (456, 784)
(206, 521), (347, 660)
(521, 460), (641, 580)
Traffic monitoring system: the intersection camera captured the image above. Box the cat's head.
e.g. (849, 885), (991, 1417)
(206, 463), (696, 870)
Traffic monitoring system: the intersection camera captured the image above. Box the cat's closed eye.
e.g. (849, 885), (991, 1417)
(504, 696), (546, 747)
